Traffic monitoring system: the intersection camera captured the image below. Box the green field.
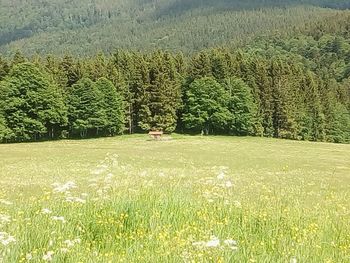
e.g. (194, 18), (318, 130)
(0, 136), (349, 262)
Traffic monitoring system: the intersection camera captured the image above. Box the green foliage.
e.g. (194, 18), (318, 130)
(0, 113), (10, 141)
(66, 77), (124, 138)
(66, 78), (105, 138)
(0, 9), (350, 143)
(138, 52), (182, 132)
(0, 1), (347, 55)
(95, 78), (125, 136)
(0, 56), (9, 80)
(223, 78), (258, 136)
(0, 62), (67, 142)
(325, 102), (350, 143)
(182, 77), (231, 134)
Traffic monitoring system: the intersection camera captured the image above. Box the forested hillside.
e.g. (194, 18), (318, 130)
(1, 0), (350, 55)
(0, 11), (349, 143)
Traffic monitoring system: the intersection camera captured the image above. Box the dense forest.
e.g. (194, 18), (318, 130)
(1, 0), (350, 55)
(0, 10), (349, 143)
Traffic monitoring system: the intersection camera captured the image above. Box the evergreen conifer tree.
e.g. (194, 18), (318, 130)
(96, 78), (125, 136)
(66, 78), (105, 137)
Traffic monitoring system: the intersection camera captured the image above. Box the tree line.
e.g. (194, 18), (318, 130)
(0, 27), (349, 143)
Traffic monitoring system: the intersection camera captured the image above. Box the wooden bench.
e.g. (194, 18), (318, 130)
(148, 131), (163, 140)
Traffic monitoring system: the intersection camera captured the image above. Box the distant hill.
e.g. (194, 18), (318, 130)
(0, 0), (349, 55)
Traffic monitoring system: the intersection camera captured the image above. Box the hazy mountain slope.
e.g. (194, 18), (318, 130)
(0, 0), (349, 55)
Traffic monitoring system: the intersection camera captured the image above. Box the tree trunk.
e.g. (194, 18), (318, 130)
(129, 103), (132, 134)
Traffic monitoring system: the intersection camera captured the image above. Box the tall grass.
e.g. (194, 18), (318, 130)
(0, 136), (349, 262)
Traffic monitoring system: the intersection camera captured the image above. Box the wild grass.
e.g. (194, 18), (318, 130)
(0, 135), (349, 262)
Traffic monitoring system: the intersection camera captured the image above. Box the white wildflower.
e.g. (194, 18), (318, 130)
(205, 236), (220, 248)
(65, 196), (86, 204)
(42, 251), (54, 261)
(233, 201), (242, 208)
(91, 164), (108, 175)
(224, 239), (237, 246)
(52, 181), (77, 193)
(60, 248), (69, 253)
(62, 238), (81, 250)
(41, 208), (52, 214)
(64, 240), (75, 247)
(224, 239), (238, 250)
(0, 232), (16, 246)
(26, 253), (33, 260)
(193, 236), (221, 249)
(217, 171), (225, 180)
(225, 181), (233, 188)
(1, 236), (16, 246)
(97, 189), (107, 196)
(0, 214), (11, 224)
(104, 173), (114, 184)
(290, 257), (297, 263)
(0, 199), (13, 205)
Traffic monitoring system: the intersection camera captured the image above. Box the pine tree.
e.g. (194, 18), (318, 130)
(189, 51), (212, 81)
(257, 58), (274, 137)
(0, 56), (9, 81)
(10, 50), (26, 68)
(138, 52), (182, 132)
(87, 52), (108, 81)
(111, 50), (136, 134)
(246, 56), (271, 137)
(44, 55), (69, 90)
(300, 72), (326, 141)
(210, 50), (230, 81)
(322, 79), (350, 143)
(309, 74), (326, 141)
(95, 78), (125, 136)
(130, 53), (150, 133)
(66, 78), (105, 137)
(60, 55), (82, 87)
(327, 102), (350, 143)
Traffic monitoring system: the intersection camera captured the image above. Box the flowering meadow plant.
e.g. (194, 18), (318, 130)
(0, 136), (349, 262)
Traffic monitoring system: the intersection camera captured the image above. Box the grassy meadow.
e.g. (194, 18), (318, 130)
(0, 135), (349, 262)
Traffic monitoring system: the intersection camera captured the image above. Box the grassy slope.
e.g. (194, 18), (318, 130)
(0, 136), (349, 262)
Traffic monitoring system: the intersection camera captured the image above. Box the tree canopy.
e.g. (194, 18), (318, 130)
(0, 11), (349, 143)
(0, 63), (67, 142)
(1, 1), (350, 55)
